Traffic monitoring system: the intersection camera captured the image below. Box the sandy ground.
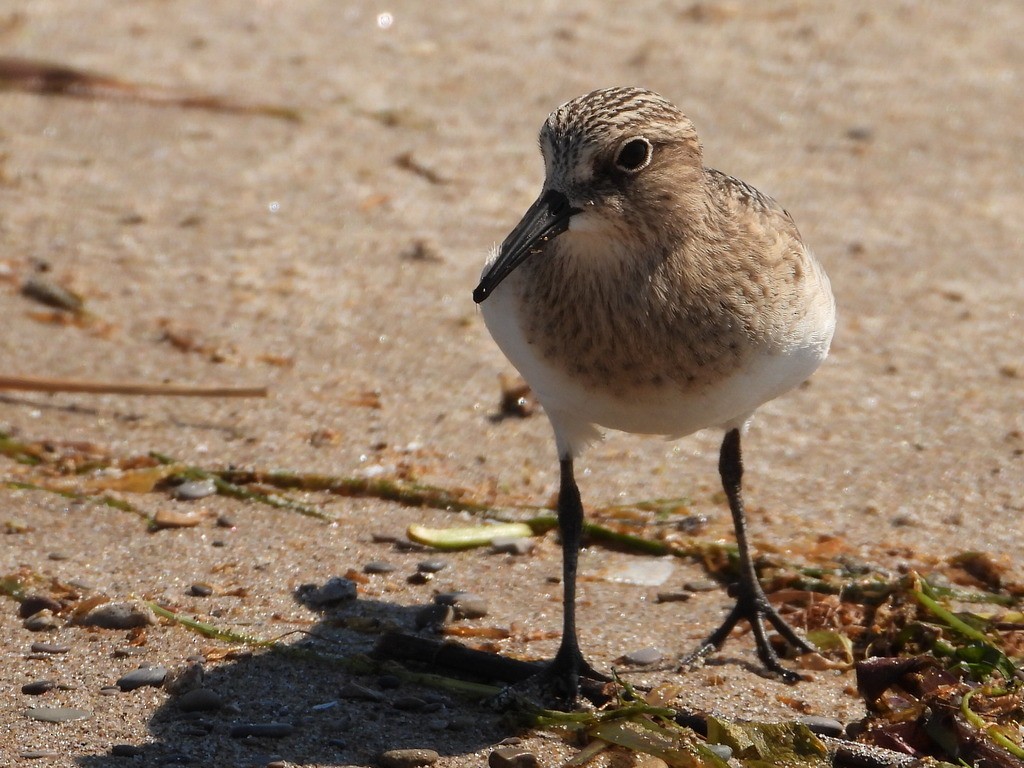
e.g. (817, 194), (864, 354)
(1, 1), (1023, 766)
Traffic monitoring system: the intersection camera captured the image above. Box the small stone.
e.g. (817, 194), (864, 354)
(407, 572), (433, 585)
(682, 580), (718, 592)
(298, 577), (357, 607)
(188, 582), (214, 597)
(489, 747), (539, 768)
(23, 610), (60, 632)
(620, 646), (664, 666)
(797, 716), (845, 737)
(20, 752), (61, 759)
(377, 674), (401, 690)
(392, 695), (428, 711)
(112, 646), (148, 658)
(30, 642), (71, 654)
(176, 688), (224, 712)
(111, 744), (144, 757)
(164, 661), (205, 694)
(216, 514), (236, 528)
(417, 560), (447, 574)
(654, 591), (691, 604)
(80, 601), (156, 630)
(25, 706), (92, 722)
(173, 478), (217, 500)
(434, 592), (488, 619)
(153, 509), (203, 529)
(490, 537), (535, 556)
(338, 682), (384, 702)
(116, 665), (168, 691)
(22, 680), (56, 695)
(414, 603), (453, 630)
(19, 594), (62, 618)
(99, 686), (122, 696)
(378, 748), (440, 768)
(364, 561), (397, 575)
(229, 722), (295, 738)
(707, 744), (732, 761)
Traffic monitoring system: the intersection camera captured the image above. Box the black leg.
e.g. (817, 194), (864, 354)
(682, 428), (815, 683)
(547, 457), (607, 702)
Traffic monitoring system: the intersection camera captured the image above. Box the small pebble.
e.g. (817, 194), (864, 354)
(682, 580), (718, 592)
(407, 572), (433, 585)
(364, 561), (397, 575)
(19, 595), (61, 618)
(21, 680), (56, 695)
(188, 583), (214, 597)
(30, 642), (71, 654)
(414, 604), (453, 630)
(798, 715), (845, 737)
(216, 514), (236, 528)
(229, 722), (295, 738)
(377, 674), (402, 690)
(338, 682), (384, 702)
(489, 747), (539, 768)
(99, 686), (122, 696)
(111, 744), (144, 757)
(434, 592), (488, 619)
(164, 662), (205, 695)
(298, 577), (357, 607)
(707, 744), (733, 761)
(620, 646), (664, 666)
(417, 560), (447, 574)
(378, 748), (440, 768)
(80, 601), (156, 630)
(174, 478), (217, 500)
(25, 706), (92, 722)
(176, 688), (224, 712)
(153, 509), (203, 529)
(392, 695), (428, 711)
(19, 752), (61, 759)
(23, 611), (59, 632)
(491, 537), (535, 556)
(654, 591), (691, 604)
(117, 665), (168, 692)
(112, 647), (148, 658)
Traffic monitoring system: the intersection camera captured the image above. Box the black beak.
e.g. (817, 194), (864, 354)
(473, 189), (580, 304)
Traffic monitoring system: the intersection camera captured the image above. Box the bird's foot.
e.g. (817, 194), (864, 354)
(491, 648), (611, 711)
(679, 581), (815, 684)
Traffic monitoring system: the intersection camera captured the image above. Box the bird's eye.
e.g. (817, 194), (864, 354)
(614, 137), (652, 173)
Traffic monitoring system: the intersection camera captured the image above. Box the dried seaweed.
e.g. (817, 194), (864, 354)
(0, 55), (300, 121)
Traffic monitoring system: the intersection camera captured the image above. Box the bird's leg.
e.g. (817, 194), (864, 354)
(682, 428), (815, 683)
(547, 457), (608, 703)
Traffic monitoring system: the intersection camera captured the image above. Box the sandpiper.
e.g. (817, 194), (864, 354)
(474, 87), (836, 702)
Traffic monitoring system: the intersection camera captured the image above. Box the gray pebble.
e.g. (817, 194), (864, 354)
(25, 706), (92, 722)
(654, 591), (692, 604)
(392, 695), (428, 711)
(21, 680), (56, 695)
(489, 747), (539, 768)
(707, 744), (733, 761)
(80, 601), (156, 630)
(99, 686), (122, 696)
(434, 591), (488, 619)
(19, 752), (61, 759)
(174, 478), (217, 500)
(300, 577), (357, 607)
(364, 561), (397, 574)
(188, 582), (214, 597)
(110, 744), (144, 757)
(117, 665), (168, 692)
(377, 674), (401, 690)
(30, 642), (70, 654)
(47, 552), (70, 560)
(683, 580), (718, 592)
(229, 722), (295, 738)
(378, 748), (440, 768)
(491, 537), (534, 556)
(176, 688), (224, 712)
(417, 560), (447, 574)
(23, 610), (59, 632)
(338, 682), (384, 702)
(216, 514), (236, 528)
(621, 646), (664, 666)
(797, 715), (845, 737)
(112, 646), (148, 658)
(19, 595), (61, 618)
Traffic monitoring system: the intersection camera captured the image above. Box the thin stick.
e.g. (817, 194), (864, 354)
(0, 375), (267, 398)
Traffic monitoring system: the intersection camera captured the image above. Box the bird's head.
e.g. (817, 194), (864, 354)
(474, 87), (705, 304)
